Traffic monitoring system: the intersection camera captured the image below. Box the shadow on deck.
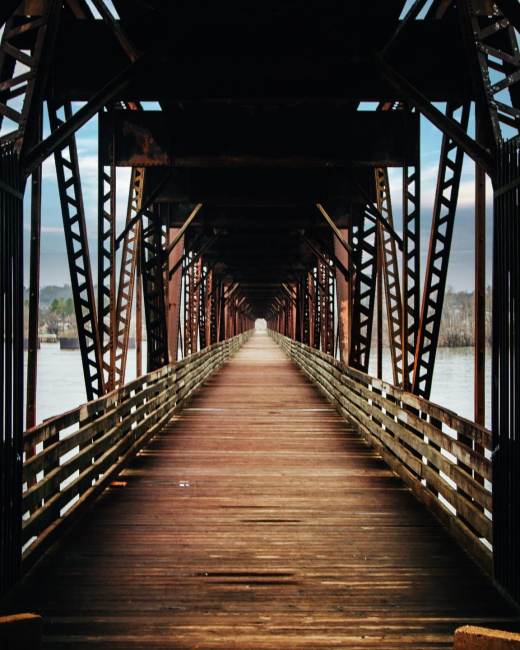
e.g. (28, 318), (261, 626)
(6, 332), (519, 648)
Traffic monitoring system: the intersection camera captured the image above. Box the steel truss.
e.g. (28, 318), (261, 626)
(97, 123), (116, 390)
(460, 0), (520, 147)
(48, 100), (104, 400)
(114, 167), (145, 387)
(413, 101), (471, 398)
(0, 1), (60, 156)
(141, 203), (168, 371)
(349, 205), (378, 372)
(317, 260), (335, 356)
(374, 167), (405, 387)
(184, 253), (202, 356)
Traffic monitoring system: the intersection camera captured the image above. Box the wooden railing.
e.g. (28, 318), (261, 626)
(270, 332), (493, 573)
(22, 332), (252, 568)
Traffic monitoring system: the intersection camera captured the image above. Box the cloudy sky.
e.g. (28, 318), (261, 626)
(23, 100), (491, 293)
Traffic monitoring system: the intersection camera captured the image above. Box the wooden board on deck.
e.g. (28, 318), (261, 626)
(4, 332), (518, 648)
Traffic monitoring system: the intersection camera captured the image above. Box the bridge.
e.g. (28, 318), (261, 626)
(1, 0), (520, 648)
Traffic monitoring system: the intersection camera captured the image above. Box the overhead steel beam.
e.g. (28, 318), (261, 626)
(25, 51), (152, 174)
(100, 109), (420, 168)
(458, 0), (520, 150)
(377, 53), (494, 177)
(0, 0), (61, 160)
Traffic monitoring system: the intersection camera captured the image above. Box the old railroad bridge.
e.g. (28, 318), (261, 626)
(2, 0), (520, 647)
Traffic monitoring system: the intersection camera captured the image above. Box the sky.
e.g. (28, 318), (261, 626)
(20, 102), (492, 293)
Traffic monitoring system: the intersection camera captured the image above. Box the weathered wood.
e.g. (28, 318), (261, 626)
(272, 331), (494, 572)
(6, 332), (515, 648)
(20, 333), (251, 566)
(0, 613), (42, 649)
(454, 626), (520, 649)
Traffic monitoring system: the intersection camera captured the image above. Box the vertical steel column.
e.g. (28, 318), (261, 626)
(334, 227), (351, 363)
(135, 240), (143, 377)
(167, 226), (184, 362)
(25, 111), (42, 429)
(493, 136), (520, 602)
(141, 203), (168, 371)
(376, 224), (383, 380)
(0, 144), (23, 596)
(475, 109), (486, 427)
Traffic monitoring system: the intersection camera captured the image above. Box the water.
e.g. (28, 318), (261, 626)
(25, 342), (491, 430)
(368, 346), (492, 429)
(24, 342), (147, 425)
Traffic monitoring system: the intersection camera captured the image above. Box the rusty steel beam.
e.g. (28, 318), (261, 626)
(48, 100), (104, 400)
(459, 0), (520, 150)
(141, 203), (168, 371)
(198, 269), (207, 349)
(0, 1), (61, 161)
(25, 110), (42, 430)
(184, 253), (202, 356)
(474, 111), (486, 427)
(100, 109), (420, 168)
(114, 167), (144, 387)
(334, 227), (351, 364)
(402, 156), (421, 389)
(374, 167), (405, 387)
(349, 205), (378, 372)
(0, 144), (24, 597)
(97, 121), (116, 391)
(377, 54), (494, 177)
(167, 226), (184, 363)
(412, 101), (471, 398)
(135, 243), (143, 377)
(25, 51), (152, 175)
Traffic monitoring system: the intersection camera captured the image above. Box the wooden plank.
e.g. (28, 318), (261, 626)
(275, 334), (494, 564)
(0, 613), (42, 649)
(7, 331), (515, 649)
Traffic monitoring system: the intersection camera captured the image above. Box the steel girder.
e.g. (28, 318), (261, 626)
(402, 157), (421, 388)
(317, 260), (335, 356)
(48, 100), (104, 400)
(141, 203), (168, 371)
(0, 1), (61, 157)
(184, 253), (202, 356)
(0, 143), (24, 595)
(349, 205), (378, 372)
(460, 0), (520, 149)
(412, 101), (471, 398)
(374, 167), (406, 387)
(114, 167), (145, 386)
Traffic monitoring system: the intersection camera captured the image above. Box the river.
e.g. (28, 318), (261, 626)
(24, 341), (491, 430)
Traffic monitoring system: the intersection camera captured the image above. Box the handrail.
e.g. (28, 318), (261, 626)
(270, 331), (493, 574)
(21, 331), (253, 569)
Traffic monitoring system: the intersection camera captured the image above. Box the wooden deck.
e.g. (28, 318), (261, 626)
(7, 332), (519, 648)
